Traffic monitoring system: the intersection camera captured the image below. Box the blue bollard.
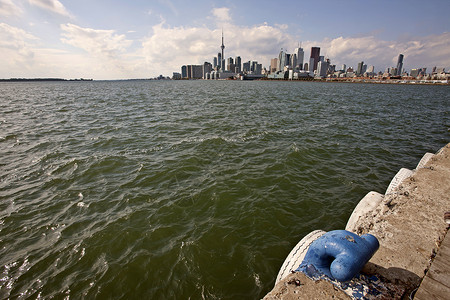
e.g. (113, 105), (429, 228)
(297, 230), (379, 282)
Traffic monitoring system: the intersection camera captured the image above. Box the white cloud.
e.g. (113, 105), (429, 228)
(0, 23), (37, 73)
(140, 21), (294, 76)
(61, 23), (132, 58)
(309, 33), (450, 71)
(0, 0), (22, 17)
(212, 7), (231, 22)
(28, 0), (70, 17)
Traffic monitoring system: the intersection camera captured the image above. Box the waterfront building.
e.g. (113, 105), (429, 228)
(286, 54), (291, 68)
(390, 67), (398, 76)
(217, 52), (222, 70)
(310, 47), (320, 71)
(356, 61), (364, 76)
(172, 72), (181, 80)
(213, 57), (217, 68)
(316, 60), (328, 78)
(243, 61), (251, 73)
(309, 57), (314, 71)
(290, 54), (297, 70)
(187, 65), (203, 79)
(396, 54), (404, 76)
(294, 46), (304, 70)
(181, 65), (187, 78)
(341, 64), (346, 72)
(270, 58), (278, 73)
(304, 62), (309, 72)
(226, 57), (234, 71)
(203, 62), (212, 79)
(255, 63), (262, 75)
(278, 50), (286, 72)
(235, 56), (242, 73)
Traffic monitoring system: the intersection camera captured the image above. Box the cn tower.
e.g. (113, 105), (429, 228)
(221, 29), (225, 69)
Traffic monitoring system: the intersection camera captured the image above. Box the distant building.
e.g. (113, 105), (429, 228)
(278, 50), (286, 72)
(396, 54), (404, 76)
(270, 58), (278, 73)
(341, 64), (346, 72)
(356, 61), (364, 76)
(172, 72), (181, 80)
(217, 52), (222, 70)
(316, 60), (328, 78)
(235, 56), (242, 73)
(213, 57), (218, 68)
(203, 62), (212, 79)
(181, 65), (187, 78)
(187, 65), (203, 79)
(243, 61), (251, 73)
(389, 67), (398, 76)
(294, 46), (304, 70)
(310, 47), (320, 71)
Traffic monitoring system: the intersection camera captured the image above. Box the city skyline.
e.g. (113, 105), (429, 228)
(1, 0), (449, 80)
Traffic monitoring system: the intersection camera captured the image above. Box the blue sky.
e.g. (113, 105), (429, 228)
(1, 0), (449, 79)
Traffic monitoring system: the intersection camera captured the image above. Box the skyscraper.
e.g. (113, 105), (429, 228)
(356, 61), (364, 76)
(235, 56), (242, 73)
(270, 58), (278, 73)
(278, 50), (286, 71)
(217, 52), (222, 70)
(396, 54), (404, 76)
(294, 46), (304, 70)
(310, 47), (320, 71)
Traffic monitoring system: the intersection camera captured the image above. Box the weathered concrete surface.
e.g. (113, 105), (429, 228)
(264, 143), (449, 299)
(264, 272), (349, 300)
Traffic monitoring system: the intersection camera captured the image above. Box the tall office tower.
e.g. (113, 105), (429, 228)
(235, 56), (242, 73)
(251, 61), (258, 73)
(367, 65), (375, 74)
(203, 62), (212, 79)
(285, 54), (291, 68)
(243, 61), (251, 72)
(255, 64), (262, 75)
(303, 62), (309, 71)
(309, 57), (314, 72)
(290, 54), (297, 70)
(226, 57), (234, 71)
(310, 47), (320, 71)
(181, 65), (187, 78)
(294, 46), (304, 70)
(213, 57), (217, 68)
(356, 61), (364, 76)
(341, 64), (346, 72)
(221, 30), (225, 71)
(396, 54), (404, 76)
(270, 58), (278, 73)
(317, 60), (328, 77)
(217, 52), (222, 70)
(362, 64), (367, 75)
(278, 50), (286, 71)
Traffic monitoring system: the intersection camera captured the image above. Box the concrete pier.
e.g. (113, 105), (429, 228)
(264, 143), (449, 299)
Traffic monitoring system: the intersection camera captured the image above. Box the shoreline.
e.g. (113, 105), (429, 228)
(264, 143), (450, 299)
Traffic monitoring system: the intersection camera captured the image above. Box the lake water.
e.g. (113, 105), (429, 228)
(0, 80), (448, 299)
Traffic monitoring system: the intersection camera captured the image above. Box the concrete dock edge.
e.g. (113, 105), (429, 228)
(264, 143), (450, 299)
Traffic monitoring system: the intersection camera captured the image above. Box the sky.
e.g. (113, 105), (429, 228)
(1, 0), (449, 80)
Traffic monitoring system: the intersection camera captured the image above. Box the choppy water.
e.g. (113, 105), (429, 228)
(0, 80), (448, 299)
